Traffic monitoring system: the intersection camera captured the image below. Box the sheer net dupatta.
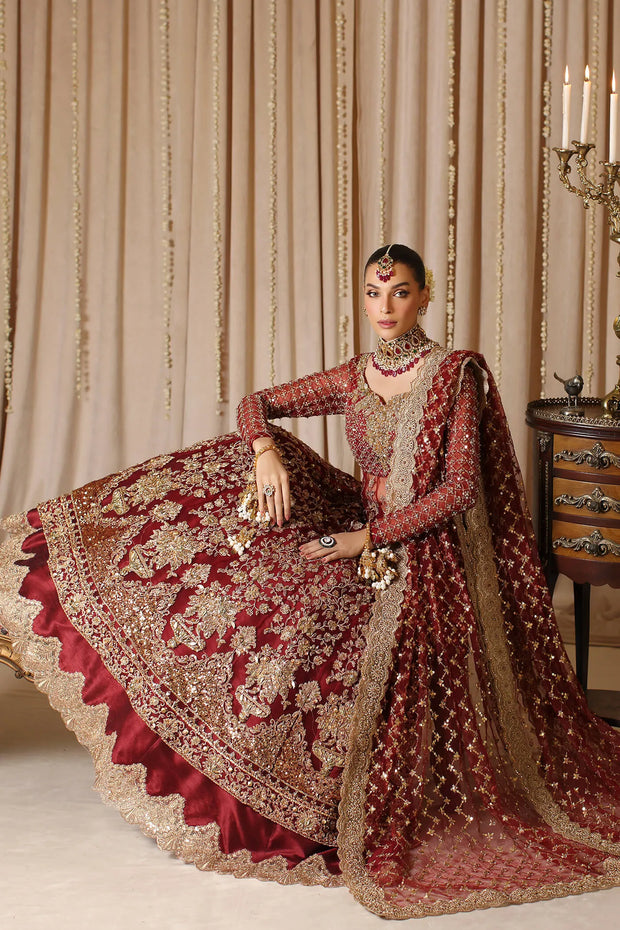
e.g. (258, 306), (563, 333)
(337, 355), (620, 920)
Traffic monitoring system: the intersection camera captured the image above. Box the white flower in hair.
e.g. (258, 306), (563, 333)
(425, 267), (435, 303)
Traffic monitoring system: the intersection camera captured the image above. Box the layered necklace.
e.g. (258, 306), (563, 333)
(372, 324), (437, 377)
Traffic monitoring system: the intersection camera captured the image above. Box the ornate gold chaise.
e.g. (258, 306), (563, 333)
(0, 626), (31, 679)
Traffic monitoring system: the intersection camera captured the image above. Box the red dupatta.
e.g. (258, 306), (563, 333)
(338, 352), (620, 918)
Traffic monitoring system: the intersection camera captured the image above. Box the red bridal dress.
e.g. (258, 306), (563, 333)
(1, 347), (620, 919)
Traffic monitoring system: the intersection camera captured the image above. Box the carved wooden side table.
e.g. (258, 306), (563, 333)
(526, 398), (620, 725)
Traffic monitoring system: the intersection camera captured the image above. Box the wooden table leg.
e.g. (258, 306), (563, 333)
(573, 581), (591, 691)
(546, 566), (558, 598)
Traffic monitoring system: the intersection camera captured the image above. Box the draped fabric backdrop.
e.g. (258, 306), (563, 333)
(1, 1), (620, 641)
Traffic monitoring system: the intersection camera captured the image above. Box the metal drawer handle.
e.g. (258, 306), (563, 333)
(554, 486), (620, 514)
(554, 441), (620, 469)
(552, 528), (620, 557)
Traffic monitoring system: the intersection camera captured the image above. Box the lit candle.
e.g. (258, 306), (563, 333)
(580, 65), (591, 143)
(610, 71), (618, 163)
(562, 66), (571, 149)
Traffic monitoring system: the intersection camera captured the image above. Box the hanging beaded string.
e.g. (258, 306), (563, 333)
(539, 0), (553, 397)
(268, 0), (278, 385)
(71, 0), (86, 399)
(494, 0), (507, 388)
(378, 0), (387, 244)
(446, 0), (457, 350)
(335, 0), (349, 363)
(584, 0), (600, 393)
(212, 0), (224, 408)
(159, 0), (174, 414)
(0, 0), (12, 413)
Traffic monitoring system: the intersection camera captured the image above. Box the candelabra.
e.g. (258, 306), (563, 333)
(553, 141), (620, 418)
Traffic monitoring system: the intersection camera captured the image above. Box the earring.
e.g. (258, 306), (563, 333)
(361, 305), (368, 317)
(418, 304), (428, 316)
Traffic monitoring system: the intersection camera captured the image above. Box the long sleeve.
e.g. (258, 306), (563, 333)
(236, 361), (354, 448)
(370, 370), (480, 546)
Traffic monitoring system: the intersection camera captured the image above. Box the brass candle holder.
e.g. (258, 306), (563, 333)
(553, 141), (620, 417)
(553, 142), (620, 248)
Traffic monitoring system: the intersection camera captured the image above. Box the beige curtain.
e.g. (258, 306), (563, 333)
(1, 0), (619, 525)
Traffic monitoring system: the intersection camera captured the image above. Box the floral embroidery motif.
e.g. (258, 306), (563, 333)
(235, 644), (301, 720)
(168, 588), (240, 650)
(312, 693), (356, 770)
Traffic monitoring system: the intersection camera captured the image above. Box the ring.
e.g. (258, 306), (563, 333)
(319, 535), (336, 549)
(263, 484), (275, 498)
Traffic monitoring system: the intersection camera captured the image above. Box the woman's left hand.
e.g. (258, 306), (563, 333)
(299, 528), (366, 563)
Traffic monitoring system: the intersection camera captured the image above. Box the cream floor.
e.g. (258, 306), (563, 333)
(1, 650), (619, 930)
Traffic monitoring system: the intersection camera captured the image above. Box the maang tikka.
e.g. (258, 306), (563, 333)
(375, 244), (395, 282)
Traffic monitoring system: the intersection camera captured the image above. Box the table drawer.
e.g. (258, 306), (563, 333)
(553, 477), (620, 516)
(553, 435), (620, 477)
(552, 518), (620, 563)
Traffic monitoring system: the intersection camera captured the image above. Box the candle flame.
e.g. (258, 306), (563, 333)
(613, 71), (617, 94)
(585, 65), (590, 81)
(564, 65), (570, 84)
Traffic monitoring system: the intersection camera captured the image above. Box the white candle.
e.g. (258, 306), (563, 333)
(562, 66), (571, 148)
(610, 71), (618, 162)
(580, 65), (591, 143)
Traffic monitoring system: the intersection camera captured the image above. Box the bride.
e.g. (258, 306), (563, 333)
(1, 243), (619, 920)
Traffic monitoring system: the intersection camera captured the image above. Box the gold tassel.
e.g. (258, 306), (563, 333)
(357, 523), (398, 591)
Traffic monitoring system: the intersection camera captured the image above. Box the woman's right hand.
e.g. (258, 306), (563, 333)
(253, 441), (291, 526)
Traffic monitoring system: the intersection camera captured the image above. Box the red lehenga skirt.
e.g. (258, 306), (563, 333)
(2, 408), (620, 919)
(0, 428), (373, 886)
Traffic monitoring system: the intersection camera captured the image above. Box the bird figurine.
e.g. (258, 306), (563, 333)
(553, 372), (585, 416)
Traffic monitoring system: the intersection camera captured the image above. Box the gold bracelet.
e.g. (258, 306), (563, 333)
(254, 443), (279, 471)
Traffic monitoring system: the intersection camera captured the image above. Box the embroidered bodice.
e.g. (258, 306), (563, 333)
(237, 350), (481, 547)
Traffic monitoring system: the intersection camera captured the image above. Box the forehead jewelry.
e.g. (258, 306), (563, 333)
(375, 244), (395, 282)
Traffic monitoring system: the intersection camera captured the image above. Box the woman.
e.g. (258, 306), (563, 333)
(1, 244), (619, 919)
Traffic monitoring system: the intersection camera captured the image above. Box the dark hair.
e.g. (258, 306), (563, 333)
(364, 244), (425, 289)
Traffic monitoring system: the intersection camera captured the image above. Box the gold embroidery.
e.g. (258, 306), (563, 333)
(145, 524), (206, 572)
(0, 522), (341, 887)
(384, 347), (448, 510)
(22, 431), (373, 844)
(313, 692), (356, 770)
(295, 680), (321, 712)
(168, 589), (238, 650)
(106, 487), (129, 515)
(235, 644), (300, 720)
(230, 626), (257, 655)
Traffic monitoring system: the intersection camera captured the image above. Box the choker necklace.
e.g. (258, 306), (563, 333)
(372, 324), (437, 377)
